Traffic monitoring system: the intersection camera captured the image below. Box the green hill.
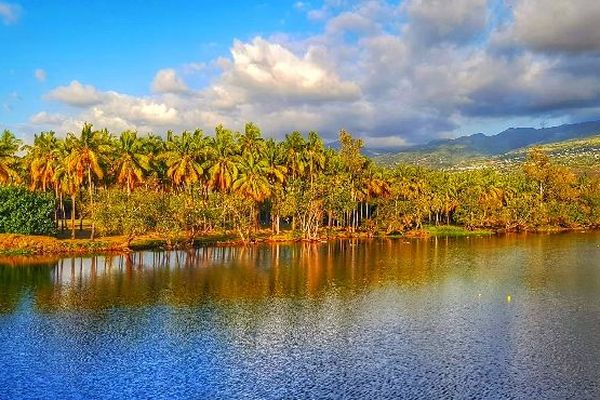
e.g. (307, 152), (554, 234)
(458, 134), (600, 171)
(375, 120), (600, 169)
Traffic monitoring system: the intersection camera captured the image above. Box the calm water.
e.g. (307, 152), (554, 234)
(0, 233), (599, 399)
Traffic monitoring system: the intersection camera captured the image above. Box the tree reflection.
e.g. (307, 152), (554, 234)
(0, 232), (598, 313)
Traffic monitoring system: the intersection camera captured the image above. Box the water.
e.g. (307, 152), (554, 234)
(0, 233), (599, 399)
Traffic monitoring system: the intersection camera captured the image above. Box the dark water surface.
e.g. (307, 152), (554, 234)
(0, 233), (599, 399)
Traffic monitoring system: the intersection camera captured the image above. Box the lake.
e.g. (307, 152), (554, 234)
(0, 233), (599, 399)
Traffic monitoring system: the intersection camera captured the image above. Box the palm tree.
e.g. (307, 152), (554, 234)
(441, 173), (460, 225)
(54, 160), (80, 238)
(264, 139), (287, 234)
(140, 133), (166, 189)
(360, 164), (390, 220)
(239, 122), (266, 157)
(305, 131), (326, 183)
(0, 130), (22, 184)
(25, 131), (59, 192)
(23, 131), (62, 229)
(233, 154), (271, 230)
(234, 154), (271, 202)
(160, 130), (206, 191)
(338, 130), (367, 230)
(65, 123), (109, 239)
(112, 131), (151, 194)
(264, 139), (287, 185)
(282, 131), (306, 180)
(206, 125), (239, 192)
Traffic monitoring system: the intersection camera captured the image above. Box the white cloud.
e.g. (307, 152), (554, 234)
(34, 68), (46, 82)
(30, 111), (66, 125)
(217, 37), (361, 103)
(0, 2), (20, 25)
(98, 92), (180, 126)
(45, 81), (104, 107)
(151, 68), (189, 93)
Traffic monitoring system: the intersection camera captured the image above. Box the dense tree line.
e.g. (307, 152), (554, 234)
(0, 123), (599, 241)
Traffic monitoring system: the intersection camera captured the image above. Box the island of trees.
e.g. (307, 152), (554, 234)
(0, 123), (598, 251)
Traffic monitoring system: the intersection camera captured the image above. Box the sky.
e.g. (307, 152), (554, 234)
(1, 0), (600, 148)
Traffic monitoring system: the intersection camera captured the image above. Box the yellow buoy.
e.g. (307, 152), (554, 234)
(506, 294), (512, 303)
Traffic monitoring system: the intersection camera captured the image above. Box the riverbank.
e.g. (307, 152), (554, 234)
(0, 225), (573, 256)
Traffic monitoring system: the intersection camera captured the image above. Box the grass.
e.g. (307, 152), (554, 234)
(0, 233), (130, 256)
(424, 225), (495, 237)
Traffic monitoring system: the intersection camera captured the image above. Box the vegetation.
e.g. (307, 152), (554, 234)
(423, 225), (494, 237)
(0, 186), (55, 235)
(0, 123), (598, 251)
(457, 134), (600, 172)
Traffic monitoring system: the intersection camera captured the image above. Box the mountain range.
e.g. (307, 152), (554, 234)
(373, 119), (600, 168)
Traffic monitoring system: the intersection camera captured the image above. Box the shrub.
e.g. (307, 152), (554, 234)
(94, 188), (163, 243)
(0, 186), (56, 235)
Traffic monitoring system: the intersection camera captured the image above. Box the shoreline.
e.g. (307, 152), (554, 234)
(0, 225), (594, 257)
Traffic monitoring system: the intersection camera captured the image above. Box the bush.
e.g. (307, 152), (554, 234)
(94, 188), (163, 242)
(94, 189), (223, 244)
(0, 186), (56, 235)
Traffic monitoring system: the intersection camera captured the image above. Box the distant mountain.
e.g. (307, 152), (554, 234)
(376, 120), (600, 168)
(458, 134), (600, 171)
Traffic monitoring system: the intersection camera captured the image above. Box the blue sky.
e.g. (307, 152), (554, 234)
(1, 0), (600, 147)
(1, 1), (316, 123)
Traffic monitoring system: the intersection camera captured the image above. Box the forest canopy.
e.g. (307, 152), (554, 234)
(0, 123), (599, 242)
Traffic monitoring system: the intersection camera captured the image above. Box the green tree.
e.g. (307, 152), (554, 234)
(112, 131), (151, 194)
(65, 123), (109, 239)
(160, 130), (207, 191)
(0, 130), (22, 184)
(206, 125), (239, 193)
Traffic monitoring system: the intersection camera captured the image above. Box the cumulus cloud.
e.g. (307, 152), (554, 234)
(27, 0), (600, 147)
(98, 93), (180, 126)
(216, 37), (361, 104)
(37, 79), (181, 134)
(0, 2), (20, 24)
(34, 68), (46, 82)
(151, 68), (189, 93)
(45, 81), (104, 107)
(509, 0), (600, 53)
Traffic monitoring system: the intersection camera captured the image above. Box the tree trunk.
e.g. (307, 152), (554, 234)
(59, 192), (65, 231)
(271, 212), (280, 235)
(253, 204), (259, 232)
(88, 168), (95, 240)
(54, 187), (59, 230)
(80, 191), (84, 231)
(71, 194), (76, 239)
